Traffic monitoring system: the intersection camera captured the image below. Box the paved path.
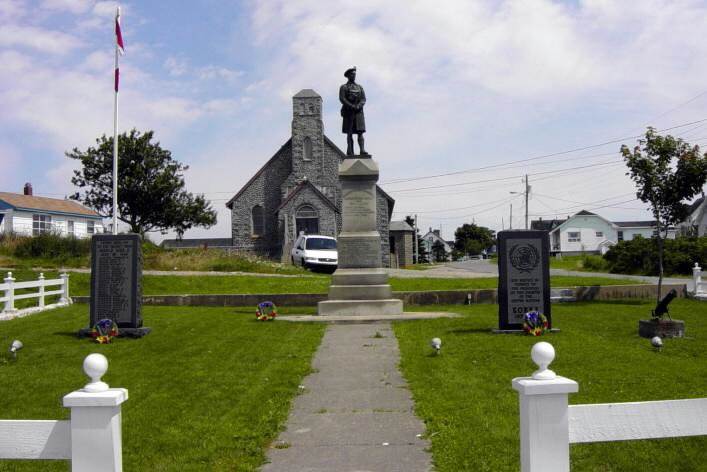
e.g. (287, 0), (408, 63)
(262, 323), (432, 472)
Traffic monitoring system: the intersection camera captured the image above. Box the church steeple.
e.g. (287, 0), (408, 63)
(291, 89), (323, 179)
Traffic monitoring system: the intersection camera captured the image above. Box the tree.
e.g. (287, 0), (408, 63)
(431, 240), (448, 262)
(454, 223), (495, 257)
(404, 215), (429, 263)
(68, 129), (217, 237)
(621, 127), (707, 304)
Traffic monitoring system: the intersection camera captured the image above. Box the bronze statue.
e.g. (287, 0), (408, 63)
(340, 67), (367, 156)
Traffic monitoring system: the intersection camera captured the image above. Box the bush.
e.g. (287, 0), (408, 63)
(604, 236), (707, 276)
(12, 232), (91, 259)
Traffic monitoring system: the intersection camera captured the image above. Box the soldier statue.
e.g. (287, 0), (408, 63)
(339, 67), (367, 156)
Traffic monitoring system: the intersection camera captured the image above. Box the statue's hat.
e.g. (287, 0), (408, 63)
(344, 66), (357, 78)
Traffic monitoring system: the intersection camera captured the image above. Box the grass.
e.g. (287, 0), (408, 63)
(0, 305), (325, 471)
(394, 299), (707, 471)
(549, 254), (610, 272)
(4, 271), (645, 298)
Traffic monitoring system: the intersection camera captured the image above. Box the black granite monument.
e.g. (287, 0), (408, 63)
(79, 234), (150, 338)
(497, 230), (551, 332)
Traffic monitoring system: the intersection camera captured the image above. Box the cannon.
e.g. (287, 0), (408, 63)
(651, 289), (677, 320)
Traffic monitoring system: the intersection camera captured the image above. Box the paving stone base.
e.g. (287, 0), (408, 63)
(638, 319), (685, 338)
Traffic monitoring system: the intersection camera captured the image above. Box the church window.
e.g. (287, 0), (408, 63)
(251, 205), (264, 236)
(303, 137), (313, 161)
(296, 204), (319, 235)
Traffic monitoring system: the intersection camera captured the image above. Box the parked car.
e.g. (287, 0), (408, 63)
(291, 234), (338, 272)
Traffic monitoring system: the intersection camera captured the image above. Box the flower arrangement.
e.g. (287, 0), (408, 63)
(91, 319), (119, 344)
(523, 311), (549, 336)
(256, 301), (277, 321)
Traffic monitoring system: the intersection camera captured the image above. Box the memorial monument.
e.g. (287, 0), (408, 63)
(496, 230), (551, 332)
(79, 233), (151, 338)
(318, 68), (403, 316)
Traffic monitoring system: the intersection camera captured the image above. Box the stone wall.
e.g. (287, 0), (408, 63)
(230, 142), (292, 257)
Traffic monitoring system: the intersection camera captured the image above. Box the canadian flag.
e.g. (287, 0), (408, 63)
(114, 7), (124, 92)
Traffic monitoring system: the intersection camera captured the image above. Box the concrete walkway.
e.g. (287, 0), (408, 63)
(262, 323), (432, 472)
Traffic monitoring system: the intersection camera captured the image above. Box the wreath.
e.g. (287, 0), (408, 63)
(91, 318), (119, 344)
(256, 301), (277, 321)
(523, 311), (549, 336)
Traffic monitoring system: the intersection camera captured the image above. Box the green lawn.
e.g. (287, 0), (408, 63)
(0, 305), (325, 471)
(5, 270), (645, 299)
(394, 299), (707, 472)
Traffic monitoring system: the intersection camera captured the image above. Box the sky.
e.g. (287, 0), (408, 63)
(2, 0), (707, 242)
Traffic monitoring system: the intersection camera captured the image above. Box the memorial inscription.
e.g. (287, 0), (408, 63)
(89, 234), (143, 329)
(497, 231), (551, 331)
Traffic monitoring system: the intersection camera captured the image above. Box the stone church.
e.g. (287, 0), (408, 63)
(226, 89), (394, 266)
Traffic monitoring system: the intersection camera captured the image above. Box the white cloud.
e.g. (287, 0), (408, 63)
(40, 0), (93, 14)
(0, 24), (83, 55)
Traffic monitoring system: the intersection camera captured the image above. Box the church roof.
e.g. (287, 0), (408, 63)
(274, 180), (339, 214)
(293, 89), (321, 98)
(225, 139), (291, 209)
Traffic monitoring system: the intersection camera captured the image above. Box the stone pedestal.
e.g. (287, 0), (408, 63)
(638, 319), (685, 338)
(318, 157), (403, 316)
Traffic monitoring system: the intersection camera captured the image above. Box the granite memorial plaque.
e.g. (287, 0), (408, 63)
(497, 230), (551, 331)
(82, 234), (149, 337)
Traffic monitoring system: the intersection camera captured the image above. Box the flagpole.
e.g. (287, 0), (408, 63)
(112, 6), (120, 235)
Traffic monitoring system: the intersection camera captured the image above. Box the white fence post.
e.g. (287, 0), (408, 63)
(59, 272), (71, 304)
(694, 263), (703, 295)
(38, 273), (45, 308)
(62, 354), (128, 472)
(512, 342), (578, 472)
(3, 272), (16, 313)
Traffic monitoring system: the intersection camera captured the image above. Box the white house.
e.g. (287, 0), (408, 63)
(678, 196), (707, 236)
(532, 210), (676, 255)
(421, 228), (454, 261)
(0, 185), (104, 238)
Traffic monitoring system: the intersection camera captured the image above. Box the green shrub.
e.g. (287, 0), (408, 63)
(12, 232), (91, 259)
(580, 254), (609, 271)
(604, 236), (707, 275)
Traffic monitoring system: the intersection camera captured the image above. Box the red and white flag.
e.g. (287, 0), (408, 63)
(114, 7), (124, 92)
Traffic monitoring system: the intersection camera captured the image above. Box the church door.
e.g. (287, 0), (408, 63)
(295, 205), (320, 235)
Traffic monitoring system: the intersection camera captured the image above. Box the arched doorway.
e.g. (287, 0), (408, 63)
(296, 205), (319, 235)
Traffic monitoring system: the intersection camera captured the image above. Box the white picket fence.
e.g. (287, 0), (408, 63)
(512, 342), (707, 472)
(693, 262), (706, 299)
(0, 271), (71, 319)
(0, 354), (127, 471)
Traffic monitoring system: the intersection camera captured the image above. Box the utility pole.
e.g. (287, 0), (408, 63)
(414, 214), (419, 264)
(524, 174), (530, 230)
(510, 204), (513, 229)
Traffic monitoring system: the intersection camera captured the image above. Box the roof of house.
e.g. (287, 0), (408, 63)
(0, 192), (101, 218)
(687, 196), (705, 215)
(575, 210), (598, 216)
(389, 220), (414, 232)
(530, 218), (566, 231)
(613, 221), (657, 228)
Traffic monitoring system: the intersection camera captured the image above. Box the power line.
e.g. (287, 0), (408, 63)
(379, 117), (707, 185)
(388, 160), (621, 194)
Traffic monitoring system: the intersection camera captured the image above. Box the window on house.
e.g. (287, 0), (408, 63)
(595, 231), (603, 238)
(87, 220), (95, 234)
(68, 220), (75, 236)
(303, 137), (312, 161)
(617, 231), (624, 241)
(32, 214), (52, 235)
(567, 231), (581, 242)
(251, 205), (264, 236)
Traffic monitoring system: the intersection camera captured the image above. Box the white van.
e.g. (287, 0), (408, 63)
(291, 234), (338, 272)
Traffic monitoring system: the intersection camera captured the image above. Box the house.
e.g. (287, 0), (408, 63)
(421, 228), (453, 261)
(531, 210), (676, 255)
(0, 184), (104, 238)
(678, 196), (707, 236)
(226, 89), (394, 265)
